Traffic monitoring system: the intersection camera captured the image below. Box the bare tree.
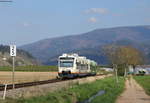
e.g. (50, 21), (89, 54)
(103, 45), (144, 78)
(116, 46), (144, 77)
(102, 45), (119, 83)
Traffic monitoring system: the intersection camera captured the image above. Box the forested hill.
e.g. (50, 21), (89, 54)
(0, 45), (39, 66)
(20, 25), (150, 65)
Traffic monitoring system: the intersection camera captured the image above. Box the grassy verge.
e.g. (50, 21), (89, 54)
(134, 76), (150, 95)
(2, 76), (125, 103)
(0, 65), (58, 72)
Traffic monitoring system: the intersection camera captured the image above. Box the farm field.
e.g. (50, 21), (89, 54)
(0, 66), (58, 72)
(0, 72), (58, 84)
(134, 76), (150, 95)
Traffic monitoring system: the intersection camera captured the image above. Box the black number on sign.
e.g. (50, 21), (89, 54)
(12, 48), (14, 55)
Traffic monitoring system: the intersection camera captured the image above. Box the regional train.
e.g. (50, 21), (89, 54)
(58, 53), (97, 78)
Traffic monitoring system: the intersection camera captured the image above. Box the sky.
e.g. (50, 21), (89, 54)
(0, 0), (150, 46)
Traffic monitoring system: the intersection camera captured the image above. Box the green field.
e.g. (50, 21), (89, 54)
(0, 65), (106, 73)
(0, 65), (58, 72)
(134, 76), (150, 95)
(2, 76), (125, 103)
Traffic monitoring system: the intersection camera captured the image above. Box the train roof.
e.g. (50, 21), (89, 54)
(59, 53), (79, 58)
(59, 53), (97, 65)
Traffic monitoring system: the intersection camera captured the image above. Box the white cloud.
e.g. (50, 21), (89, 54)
(112, 13), (124, 17)
(144, 18), (150, 23)
(88, 17), (98, 23)
(85, 8), (109, 14)
(22, 22), (30, 27)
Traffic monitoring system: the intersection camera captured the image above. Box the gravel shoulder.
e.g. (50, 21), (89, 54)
(116, 77), (150, 103)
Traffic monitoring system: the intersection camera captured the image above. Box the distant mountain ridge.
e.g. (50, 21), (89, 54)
(20, 25), (150, 65)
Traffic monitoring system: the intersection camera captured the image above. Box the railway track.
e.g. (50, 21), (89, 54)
(0, 74), (106, 92)
(0, 78), (64, 91)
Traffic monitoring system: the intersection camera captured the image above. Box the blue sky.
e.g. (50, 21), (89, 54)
(0, 0), (150, 46)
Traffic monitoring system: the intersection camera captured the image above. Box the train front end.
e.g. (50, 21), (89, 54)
(58, 54), (78, 78)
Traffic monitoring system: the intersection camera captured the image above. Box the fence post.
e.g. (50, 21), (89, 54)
(3, 84), (7, 100)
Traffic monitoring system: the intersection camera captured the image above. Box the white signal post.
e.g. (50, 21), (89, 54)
(10, 45), (16, 89)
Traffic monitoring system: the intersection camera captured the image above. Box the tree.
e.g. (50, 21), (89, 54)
(116, 46), (144, 76)
(103, 45), (144, 77)
(102, 45), (119, 83)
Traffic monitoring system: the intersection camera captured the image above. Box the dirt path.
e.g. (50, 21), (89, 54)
(116, 77), (150, 103)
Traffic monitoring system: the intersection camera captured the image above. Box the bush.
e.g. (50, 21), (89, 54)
(117, 65), (125, 76)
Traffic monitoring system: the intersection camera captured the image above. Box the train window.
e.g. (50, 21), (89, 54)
(60, 61), (73, 67)
(60, 58), (74, 60)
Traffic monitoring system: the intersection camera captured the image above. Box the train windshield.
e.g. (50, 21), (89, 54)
(60, 61), (74, 67)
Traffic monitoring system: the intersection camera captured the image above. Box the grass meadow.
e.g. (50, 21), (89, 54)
(2, 76), (125, 103)
(134, 76), (150, 95)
